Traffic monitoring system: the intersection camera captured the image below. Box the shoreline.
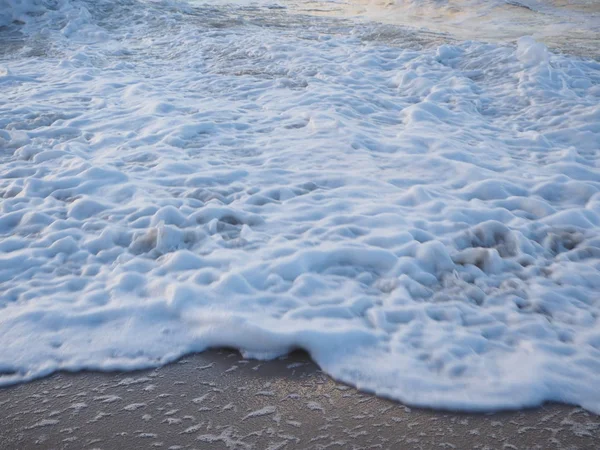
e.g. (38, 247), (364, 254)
(1, 350), (598, 449)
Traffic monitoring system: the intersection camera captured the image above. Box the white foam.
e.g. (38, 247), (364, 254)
(0, 0), (47, 27)
(1, 0), (600, 413)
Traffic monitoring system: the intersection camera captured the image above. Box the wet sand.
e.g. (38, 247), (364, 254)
(293, 0), (600, 59)
(1, 350), (598, 450)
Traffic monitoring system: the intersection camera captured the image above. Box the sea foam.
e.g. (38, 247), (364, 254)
(1, 0), (600, 413)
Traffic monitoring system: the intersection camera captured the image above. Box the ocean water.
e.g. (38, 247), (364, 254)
(292, 0), (600, 58)
(1, 0), (600, 413)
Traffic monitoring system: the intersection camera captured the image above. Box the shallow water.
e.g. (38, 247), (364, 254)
(1, 0), (600, 413)
(286, 0), (600, 58)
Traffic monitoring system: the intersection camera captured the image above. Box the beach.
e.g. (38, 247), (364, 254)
(1, 0), (600, 440)
(2, 350), (599, 449)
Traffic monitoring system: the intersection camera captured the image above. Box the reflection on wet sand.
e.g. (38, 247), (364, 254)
(289, 0), (600, 57)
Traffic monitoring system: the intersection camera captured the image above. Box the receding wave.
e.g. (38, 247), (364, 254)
(1, 0), (600, 413)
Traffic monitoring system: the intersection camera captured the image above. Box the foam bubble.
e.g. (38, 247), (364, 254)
(1, 0), (600, 414)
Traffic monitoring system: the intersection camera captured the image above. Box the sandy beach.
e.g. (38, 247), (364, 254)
(2, 1), (600, 448)
(1, 350), (598, 450)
